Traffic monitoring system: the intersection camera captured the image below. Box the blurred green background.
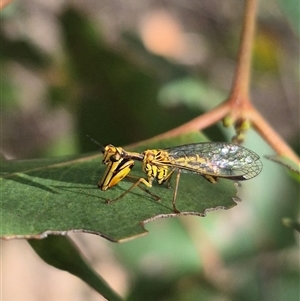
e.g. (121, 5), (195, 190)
(1, 1), (299, 300)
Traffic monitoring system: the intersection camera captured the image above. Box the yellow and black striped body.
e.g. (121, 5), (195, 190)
(97, 142), (263, 212)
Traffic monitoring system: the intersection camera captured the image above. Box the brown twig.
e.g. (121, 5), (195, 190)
(133, 0), (299, 166)
(228, 0), (257, 104)
(251, 109), (299, 163)
(138, 102), (230, 142)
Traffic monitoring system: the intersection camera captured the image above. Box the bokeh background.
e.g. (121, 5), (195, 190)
(1, 0), (299, 300)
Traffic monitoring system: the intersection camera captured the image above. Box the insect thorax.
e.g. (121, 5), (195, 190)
(142, 150), (172, 184)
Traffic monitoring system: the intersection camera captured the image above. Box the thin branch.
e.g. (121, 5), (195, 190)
(130, 0), (299, 168)
(251, 108), (300, 163)
(129, 102), (230, 147)
(228, 0), (257, 103)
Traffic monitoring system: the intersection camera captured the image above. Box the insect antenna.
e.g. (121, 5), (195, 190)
(86, 135), (105, 153)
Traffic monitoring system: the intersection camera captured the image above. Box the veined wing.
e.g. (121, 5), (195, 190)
(159, 142), (263, 180)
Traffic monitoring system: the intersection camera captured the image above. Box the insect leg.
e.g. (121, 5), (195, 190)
(162, 170), (175, 189)
(106, 176), (160, 204)
(126, 175), (161, 201)
(99, 159), (134, 190)
(203, 174), (218, 184)
(172, 170), (182, 213)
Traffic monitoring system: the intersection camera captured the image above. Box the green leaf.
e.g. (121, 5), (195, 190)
(29, 236), (123, 301)
(158, 77), (224, 111)
(277, 0), (300, 36)
(1, 131), (238, 241)
(0, 30), (50, 69)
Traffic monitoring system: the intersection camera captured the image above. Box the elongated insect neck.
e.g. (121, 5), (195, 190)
(86, 135), (105, 152)
(124, 151), (144, 161)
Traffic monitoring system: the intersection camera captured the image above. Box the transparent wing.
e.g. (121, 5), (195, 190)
(161, 142), (262, 180)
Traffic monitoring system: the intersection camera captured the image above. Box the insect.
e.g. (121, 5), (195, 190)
(90, 137), (263, 213)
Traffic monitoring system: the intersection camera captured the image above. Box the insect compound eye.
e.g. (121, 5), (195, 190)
(110, 154), (120, 162)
